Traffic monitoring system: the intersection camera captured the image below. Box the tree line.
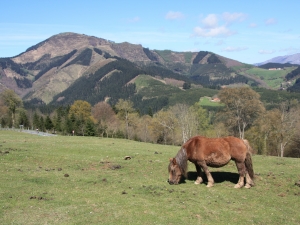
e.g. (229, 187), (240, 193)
(1, 87), (300, 158)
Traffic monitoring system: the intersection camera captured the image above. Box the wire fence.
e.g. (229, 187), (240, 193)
(0, 127), (57, 137)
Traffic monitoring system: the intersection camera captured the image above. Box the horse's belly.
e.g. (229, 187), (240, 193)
(205, 152), (230, 167)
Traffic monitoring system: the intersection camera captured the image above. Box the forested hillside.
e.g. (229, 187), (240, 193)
(2, 32), (300, 109)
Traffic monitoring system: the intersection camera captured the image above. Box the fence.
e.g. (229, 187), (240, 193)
(0, 127), (57, 137)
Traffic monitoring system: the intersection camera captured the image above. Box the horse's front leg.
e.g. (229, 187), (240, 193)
(194, 163), (203, 185)
(197, 161), (214, 187)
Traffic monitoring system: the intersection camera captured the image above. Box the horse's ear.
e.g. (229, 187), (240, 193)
(172, 158), (177, 165)
(169, 158), (177, 165)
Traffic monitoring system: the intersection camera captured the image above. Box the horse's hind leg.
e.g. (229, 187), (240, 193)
(197, 161), (214, 187)
(234, 161), (246, 188)
(245, 173), (254, 188)
(194, 163), (204, 185)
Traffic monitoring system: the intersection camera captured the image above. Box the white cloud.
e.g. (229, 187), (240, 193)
(279, 47), (300, 52)
(259, 49), (276, 54)
(222, 46), (248, 52)
(265, 18), (277, 25)
(165, 11), (185, 20)
(222, 12), (247, 24)
(127, 16), (140, 23)
(192, 26), (234, 37)
(201, 14), (218, 28)
(249, 23), (257, 28)
(192, 12), (246, 38)
(215, 40), (225, 46)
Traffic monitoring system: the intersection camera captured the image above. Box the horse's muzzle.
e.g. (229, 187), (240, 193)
(167, 179), (177, 185)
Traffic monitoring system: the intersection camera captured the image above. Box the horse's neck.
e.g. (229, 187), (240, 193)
(175, 148), (187, 173)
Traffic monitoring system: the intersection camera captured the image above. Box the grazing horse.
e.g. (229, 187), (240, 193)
(168, 136), (254, 188)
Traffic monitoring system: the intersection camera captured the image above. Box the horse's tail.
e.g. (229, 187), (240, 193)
(243, 139), (254, 179)
(242, 139), (254, 154)
(245, 151), (254, 179)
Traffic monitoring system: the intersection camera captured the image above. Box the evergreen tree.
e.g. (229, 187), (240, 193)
(54, 114), (62, 132)
(18, 109), (29, 128)
(85, 119), (96, 136)
(1, 117), (7, 128)
(63, 117), (73, 135)
(33, 112), (40, 129)
(45, 115), (53, 131)
(39, 116), (45, 132)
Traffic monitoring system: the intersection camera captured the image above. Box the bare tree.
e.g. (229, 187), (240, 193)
(92, 101), (117, 137)
(247, 109), (280, 155)
(171, 104), (198, 143)
(115, 99), (134, 139)
(152, 110), (177, 145)
(274, 102), (299, 157)
(137, 115), (153, 143)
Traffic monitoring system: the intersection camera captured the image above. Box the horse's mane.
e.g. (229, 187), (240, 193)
(175, 148), (188, 177)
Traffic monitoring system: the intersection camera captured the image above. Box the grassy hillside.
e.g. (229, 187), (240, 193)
(244, 67), (297, 89)
(1, 131), (299, 224)
(134, 75), (219, 108)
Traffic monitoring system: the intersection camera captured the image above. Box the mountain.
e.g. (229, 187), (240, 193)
(255, 53), (300, 66)
(0, 32), (264, 111)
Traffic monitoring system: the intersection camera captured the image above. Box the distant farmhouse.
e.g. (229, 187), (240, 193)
(268, 68), (283, 70)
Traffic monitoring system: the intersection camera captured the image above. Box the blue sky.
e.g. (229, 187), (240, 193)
(1, 0), (299, 64)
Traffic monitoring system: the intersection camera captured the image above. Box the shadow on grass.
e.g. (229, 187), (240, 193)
(186, 171), (239, 184)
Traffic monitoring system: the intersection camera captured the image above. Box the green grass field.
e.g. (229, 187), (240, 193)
(199, 97), (224, 107)
(1, 131), (299, 224)
(244, 67), (296, 89)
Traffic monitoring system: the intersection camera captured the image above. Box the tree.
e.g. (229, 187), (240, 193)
(39, 116), (45, 132)
(85, 119), (96, 136)
(136, 115), (154, 143)
(53, 114), (62, 132)
(92, 101), (117, 137)
(17, 109), (29, 128)
(152, 110), (177, 145)
(0, 98), (9, 127)
(183, 82), (191, 90)
(69, 100), (93, 136)
(247, 109), (282, 155)
(69, 100), (92, 121)
(115, 99), (134, 139)
(45, 115), (54, 131)
(218, 87), (265, 139)
(191, 101), (212, 135)
(33, 112), (40, 130)
(92, 102), (115, 124)
(171, 104), (197, 143)
(0, 89), (23, 127)
(273, 102), (299, 157)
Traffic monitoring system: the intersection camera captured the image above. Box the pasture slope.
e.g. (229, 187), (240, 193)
(0, 130), (299, 225)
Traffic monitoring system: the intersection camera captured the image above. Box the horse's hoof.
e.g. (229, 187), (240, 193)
(234, 183), (243, 188)
(245, 183), (252, 189)
(194, 181), (200, 185)
(206, 183), (214, 187)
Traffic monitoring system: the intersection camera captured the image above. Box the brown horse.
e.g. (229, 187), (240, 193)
(168, 136), (254, 188)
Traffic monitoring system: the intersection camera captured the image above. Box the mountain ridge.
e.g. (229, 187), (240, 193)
(255, 53), (300, 66)
(2, 32), (298, 111)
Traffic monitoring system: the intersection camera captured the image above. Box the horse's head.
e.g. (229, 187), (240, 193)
(168, 158), (183, 185)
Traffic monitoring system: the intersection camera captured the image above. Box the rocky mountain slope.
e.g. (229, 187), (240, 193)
(255, 53), (300, 66)
(0, 32), (258, 105)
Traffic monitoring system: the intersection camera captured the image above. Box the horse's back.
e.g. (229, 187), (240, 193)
(184, 136), (247, 164)
(222, 136), (248, 161)
(183, 136), (229, 166)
